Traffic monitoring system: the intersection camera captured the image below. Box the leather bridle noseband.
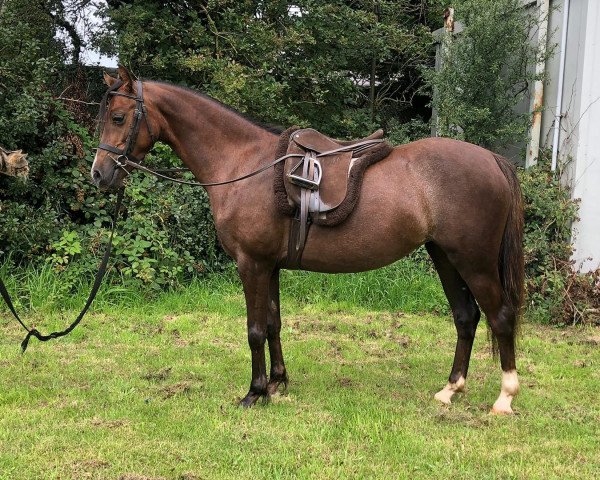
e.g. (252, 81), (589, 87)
(97, 79), (156, 171)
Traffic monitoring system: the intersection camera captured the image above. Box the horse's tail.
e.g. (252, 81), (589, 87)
(493, 154), (525, 335)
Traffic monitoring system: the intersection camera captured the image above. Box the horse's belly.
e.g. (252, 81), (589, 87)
(295, 164), (429, 273)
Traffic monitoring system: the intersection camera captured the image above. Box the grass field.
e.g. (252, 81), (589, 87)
(1, 262), (599, 479)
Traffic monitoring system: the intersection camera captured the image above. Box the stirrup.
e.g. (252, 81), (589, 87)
(287, 160), (322, 190)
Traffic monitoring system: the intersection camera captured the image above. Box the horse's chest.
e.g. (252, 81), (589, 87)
(212, 200), (283, 261)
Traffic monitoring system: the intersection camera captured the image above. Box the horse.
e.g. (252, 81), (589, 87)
(0, 146), (29, 177)
(92, 66), (524, 414)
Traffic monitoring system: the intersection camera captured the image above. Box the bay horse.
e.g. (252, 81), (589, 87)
(92, 66), (524, 414)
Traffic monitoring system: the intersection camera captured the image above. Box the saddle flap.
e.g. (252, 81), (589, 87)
(283, 142), (353, 213)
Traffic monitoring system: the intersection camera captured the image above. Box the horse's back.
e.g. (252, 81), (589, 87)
(283, 136), (514, 273)
(395, 137), (509, 189)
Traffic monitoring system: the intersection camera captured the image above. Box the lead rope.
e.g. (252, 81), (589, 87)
(0, 188), (124, 353)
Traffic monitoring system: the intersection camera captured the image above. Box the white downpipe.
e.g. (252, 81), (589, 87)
(551, 0), (571, 171)
(526, 0), (550, 168)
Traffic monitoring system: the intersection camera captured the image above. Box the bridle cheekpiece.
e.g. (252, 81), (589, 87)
(97, 78), (156, 171)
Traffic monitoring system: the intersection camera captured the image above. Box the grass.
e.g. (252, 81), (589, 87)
(0, 262), (599, 479)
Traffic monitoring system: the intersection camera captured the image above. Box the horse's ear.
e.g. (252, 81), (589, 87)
(117, 64), (135, 93)
(103, 71), (118, 87)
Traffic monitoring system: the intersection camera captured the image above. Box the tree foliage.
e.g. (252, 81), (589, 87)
(427, 0), (543, 148)
(0, 0), (227, 288)
(94, 0), (439, 137)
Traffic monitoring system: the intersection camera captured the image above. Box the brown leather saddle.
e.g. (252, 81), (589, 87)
(273, 127), (393, 268)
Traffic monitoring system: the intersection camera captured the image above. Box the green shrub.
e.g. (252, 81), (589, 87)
(519, 154), (585, 324)
(427, 0), (544, 148)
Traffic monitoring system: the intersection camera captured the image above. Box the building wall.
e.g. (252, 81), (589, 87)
(538, 0), (590, 163)
(534, 0), (600, 271)
(567, 0), (600, 271)
(520, 0), (600, 271)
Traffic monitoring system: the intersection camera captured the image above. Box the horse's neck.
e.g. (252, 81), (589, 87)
(149, 83), (279, 185)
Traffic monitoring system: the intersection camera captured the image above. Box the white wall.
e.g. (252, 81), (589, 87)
(539, 0), (589, 161)
(568, 0), (600, 272)
(529, 0), (600, 272)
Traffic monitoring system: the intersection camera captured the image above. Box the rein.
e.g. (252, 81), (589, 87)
(99, 79), (385, 187)
(107, 140), (383, 188)
(0, 189), (124, 353)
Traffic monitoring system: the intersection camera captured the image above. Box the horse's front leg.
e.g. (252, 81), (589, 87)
(238, 257), (273, 407)
(266, 268), (288, 395)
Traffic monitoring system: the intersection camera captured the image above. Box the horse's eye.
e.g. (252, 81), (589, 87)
(112, 113), (125, 125)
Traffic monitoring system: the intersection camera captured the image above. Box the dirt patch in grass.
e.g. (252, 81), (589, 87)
(159, 381), (193, 399)
(434, 407), (494, 428)
(337, 376), (354, 387)
(70, 459), (111, 479)
(580, 335), (600, 345)
(119, 475), (167, 480)
(90, 417), (130, 429)
(143, 367), (172, 381)
(178, 474), (201, 480)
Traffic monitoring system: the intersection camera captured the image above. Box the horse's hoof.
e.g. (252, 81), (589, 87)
(434, 390), (453, 405)
(266, 375), (288, 396)
(434, 377), (464, 405)
(490, 403), (514, 415)
(238, 391), (268, 408)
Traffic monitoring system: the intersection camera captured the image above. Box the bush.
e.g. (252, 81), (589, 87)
(519, 153), (598, 325)
(0, 2), (228, 290)
(427, 0), (544, 148)
(1, 140), (229, 292)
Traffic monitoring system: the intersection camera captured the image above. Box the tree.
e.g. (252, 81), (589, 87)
(94, 0), (437, 137)
(427, 0), (544, 148)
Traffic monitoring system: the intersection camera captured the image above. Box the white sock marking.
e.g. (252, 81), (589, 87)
(434, 376), (465, 405)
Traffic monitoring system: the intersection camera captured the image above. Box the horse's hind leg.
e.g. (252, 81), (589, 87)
(460, 270), (520, 414)
(468, 274), (519, 414)
(427, 243), (481, 405)
(266, 269), (288, 395)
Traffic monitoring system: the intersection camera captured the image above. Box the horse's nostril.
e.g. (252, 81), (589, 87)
(92, 169), (102, 182)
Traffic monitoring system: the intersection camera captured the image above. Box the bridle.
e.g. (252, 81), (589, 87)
(97, 78), (156, 171)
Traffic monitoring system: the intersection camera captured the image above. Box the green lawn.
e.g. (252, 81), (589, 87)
(0, 269), (599, 479)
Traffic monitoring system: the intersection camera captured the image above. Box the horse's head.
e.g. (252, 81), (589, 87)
(91, 65), (157, 190)
(0, 148), (29, 178)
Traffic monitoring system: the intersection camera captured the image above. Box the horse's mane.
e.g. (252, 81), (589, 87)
(151, 81), (284, 135)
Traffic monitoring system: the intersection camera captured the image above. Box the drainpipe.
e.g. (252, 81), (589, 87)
(525, 0), (550, 168)
(551, 0), (571, 171)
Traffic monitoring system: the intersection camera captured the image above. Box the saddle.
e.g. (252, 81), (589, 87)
(273, 127), (393, 268)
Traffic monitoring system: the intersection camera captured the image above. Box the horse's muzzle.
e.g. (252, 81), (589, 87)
(91, 164), (123, 190)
